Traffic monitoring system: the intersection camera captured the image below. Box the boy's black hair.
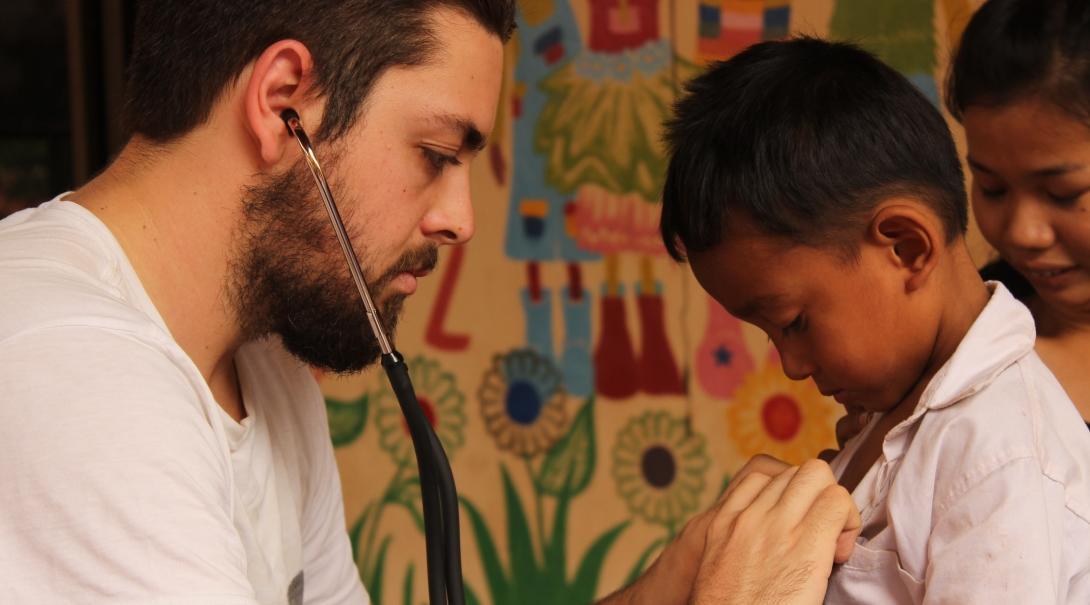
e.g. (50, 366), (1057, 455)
(660, 37), (967, 262)
(946, 0), (1090, 124)
(124, 0), (515, 144)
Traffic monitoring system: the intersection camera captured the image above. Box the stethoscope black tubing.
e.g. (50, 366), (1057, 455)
(281, 109), (465, 605)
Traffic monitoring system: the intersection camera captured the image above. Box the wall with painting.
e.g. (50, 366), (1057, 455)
(318, 1), (987, 603)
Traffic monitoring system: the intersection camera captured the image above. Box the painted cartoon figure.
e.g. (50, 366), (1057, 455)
(529, 0), (690, 399)
(504, 0), (598, 397)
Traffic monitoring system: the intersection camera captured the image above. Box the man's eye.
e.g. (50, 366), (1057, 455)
(422, 148), (461, 174)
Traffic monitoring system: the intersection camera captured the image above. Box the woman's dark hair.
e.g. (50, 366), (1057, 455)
(946, 0), (1090, 123)
(661, 37), (967, 261)
(124, 0), (515, 144)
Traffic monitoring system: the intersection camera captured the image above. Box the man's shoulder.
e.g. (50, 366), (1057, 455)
(0, 200), (167, 347)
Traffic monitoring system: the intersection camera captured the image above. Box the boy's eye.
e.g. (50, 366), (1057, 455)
(422, 147), (462, 174)
(782, 314), (805, 336)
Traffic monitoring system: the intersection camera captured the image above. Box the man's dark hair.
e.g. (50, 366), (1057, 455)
(124, 0), (516, 143)
(660, 36), (967, 261)
(946, 0), (1090, 125)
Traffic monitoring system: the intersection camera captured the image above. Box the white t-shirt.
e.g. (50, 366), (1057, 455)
(0, 199), (369, 605)
(827, 283), (1090, 603)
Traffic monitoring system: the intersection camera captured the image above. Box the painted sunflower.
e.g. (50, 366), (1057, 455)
(478, 348), (568, 457)
(612, 411), (709, 528)
(726, 362), (839, 465)
(374, 355), (466, 468)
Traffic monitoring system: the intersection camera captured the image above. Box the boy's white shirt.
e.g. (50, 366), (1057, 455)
(827, 282), (1090, 604)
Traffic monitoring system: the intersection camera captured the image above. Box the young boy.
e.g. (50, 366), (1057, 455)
(661, 37), (1090, 603)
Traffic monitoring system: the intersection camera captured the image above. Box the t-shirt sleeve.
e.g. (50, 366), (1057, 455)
(296, 379), (370, 605)
(0, 326), (259, 604)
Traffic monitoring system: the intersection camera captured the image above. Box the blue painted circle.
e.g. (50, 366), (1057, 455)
(506, 380), (544, 425)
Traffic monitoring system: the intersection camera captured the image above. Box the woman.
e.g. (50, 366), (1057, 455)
(946, 0), (1090, 429)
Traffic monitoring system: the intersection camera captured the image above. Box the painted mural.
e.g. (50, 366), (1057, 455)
(320, 1), (984, 603)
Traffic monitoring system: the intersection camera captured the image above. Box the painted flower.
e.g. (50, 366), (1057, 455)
(374, 355), (466, 467)
(726, 362), (838, 465)
(612, 411), (709, 528)
(478, 348), (568, 457)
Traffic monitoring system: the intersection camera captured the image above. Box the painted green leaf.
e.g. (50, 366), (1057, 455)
(502, 465), (540, 593)
(464, 582), (482, 605)
(390, 477), (426, 533)
(536, 397), (596, 497)
(460, 496), (511, 602)
(365, 535), (392, 605)
(401, 563), (414, 605)
(623, 537), (668, 587)
(568, 521), (629, 605)
(325, 393), (369, 447)
(543, 472), (573, 584)
(348, 503), (373, 565)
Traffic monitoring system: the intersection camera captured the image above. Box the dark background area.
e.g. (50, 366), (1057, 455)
(0, 0), (135, 218)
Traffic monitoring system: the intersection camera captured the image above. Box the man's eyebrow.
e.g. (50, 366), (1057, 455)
(427, 113), (486, 152)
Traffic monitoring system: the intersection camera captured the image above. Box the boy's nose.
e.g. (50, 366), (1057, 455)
(779, 348), (815, 381)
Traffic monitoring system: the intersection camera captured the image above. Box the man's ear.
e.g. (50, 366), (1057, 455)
(867, 202), (943, 293)
(243, 39), (315, 166)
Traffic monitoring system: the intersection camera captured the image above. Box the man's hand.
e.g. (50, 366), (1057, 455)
(596, 457), (860, 605)
(692, 459), (860, 605)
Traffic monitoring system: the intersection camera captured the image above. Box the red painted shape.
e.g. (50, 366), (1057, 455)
(588, 0), (660, 53)
(527, 261), (543, 302)
(636, 290), (685, 395)
(594, 293), (639, 399)
(566, 262), (584, 301)
(425, 245), (471, 351)
(762, 394), (801, 441)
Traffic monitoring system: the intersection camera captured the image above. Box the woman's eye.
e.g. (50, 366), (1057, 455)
(1046, 189), (1087, 206)
(979, 185), (1007, 199)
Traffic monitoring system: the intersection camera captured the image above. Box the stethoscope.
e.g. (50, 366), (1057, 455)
(280, 108), (464, 605)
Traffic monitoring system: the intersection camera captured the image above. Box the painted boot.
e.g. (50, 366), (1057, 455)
(635, 281), (685, 395)
(521, 286), (554, 360)
(560, 286), (593, 397)
(594, 284), (639, 400)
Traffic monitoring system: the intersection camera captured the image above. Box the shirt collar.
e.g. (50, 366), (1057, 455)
(918, 281), (1035, 411)
(882, 281), (1036, 455)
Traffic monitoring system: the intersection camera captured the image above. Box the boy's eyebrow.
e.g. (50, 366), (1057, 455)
(968, 155), (1085, 178)
(736, 294), (787, 319)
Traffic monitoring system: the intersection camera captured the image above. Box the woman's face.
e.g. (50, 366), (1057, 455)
(963, 97), (1090, 319)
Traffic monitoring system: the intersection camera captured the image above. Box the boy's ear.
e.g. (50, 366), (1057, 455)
(243, 39), (317, 167)
(867, 202), (942, 292)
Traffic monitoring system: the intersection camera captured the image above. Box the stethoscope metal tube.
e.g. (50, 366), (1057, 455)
(280, 108), (464, 605)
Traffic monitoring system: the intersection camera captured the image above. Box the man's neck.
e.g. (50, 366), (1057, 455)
(67, 133), (253, 417)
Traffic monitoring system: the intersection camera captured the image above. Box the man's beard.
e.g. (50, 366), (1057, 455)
(229, 159), (438, 373)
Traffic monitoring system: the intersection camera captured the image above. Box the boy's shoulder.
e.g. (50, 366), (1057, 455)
(914, 351), (1090, 521)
